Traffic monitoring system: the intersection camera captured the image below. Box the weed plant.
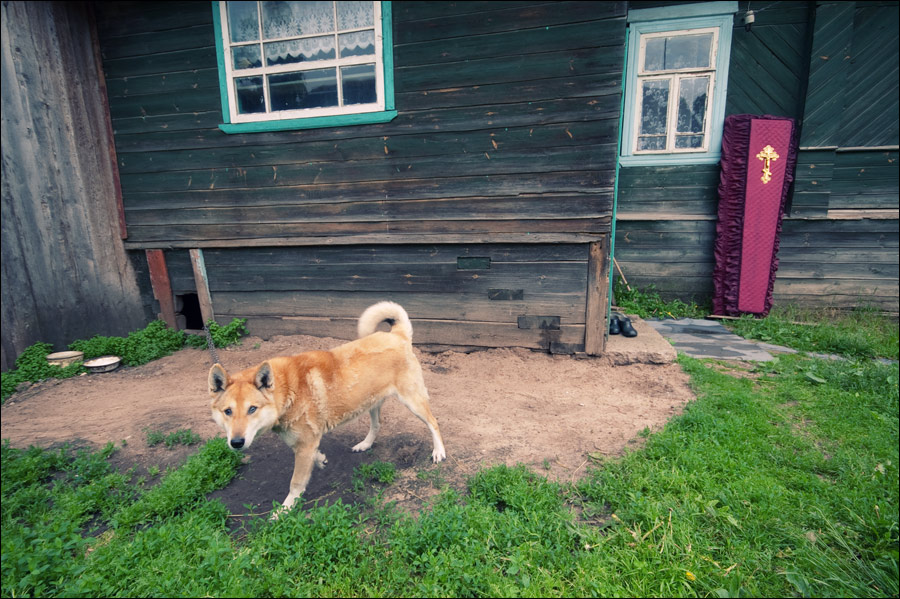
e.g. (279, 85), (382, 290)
(145, 428), (202, 449)
(725, 305), (899, 360)
(1, 318), (248, 403)
(614, 278), (709, 319)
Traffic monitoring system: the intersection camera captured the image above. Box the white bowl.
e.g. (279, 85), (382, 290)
(83, 356), (121, 373)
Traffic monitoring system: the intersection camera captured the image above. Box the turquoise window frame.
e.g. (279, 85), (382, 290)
(212, 1), (397, 134)
(620, 1), (737, 166)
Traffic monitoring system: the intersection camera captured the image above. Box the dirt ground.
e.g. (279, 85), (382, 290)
(0, 332), (695, 522)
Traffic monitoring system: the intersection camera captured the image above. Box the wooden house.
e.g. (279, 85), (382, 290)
(2, 1), (897, 370)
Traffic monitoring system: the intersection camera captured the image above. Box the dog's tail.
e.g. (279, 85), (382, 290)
(357, 301), (413, 342)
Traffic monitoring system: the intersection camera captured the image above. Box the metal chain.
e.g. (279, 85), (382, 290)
(203, 323), (221, 366)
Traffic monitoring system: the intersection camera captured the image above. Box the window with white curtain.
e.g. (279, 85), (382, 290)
(620, 2), (737, 166)
(214, 1), (396, 133)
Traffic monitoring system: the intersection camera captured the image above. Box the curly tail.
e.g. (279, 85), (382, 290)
(357, 301), (413, 342)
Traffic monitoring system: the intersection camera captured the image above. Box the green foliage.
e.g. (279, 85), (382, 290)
(3, 319), (249, 403)
(726, 305), (899, 360)
(1, 343), (85, 401)
(614, 278), (709, 319)
(112, 438), (243, 530)
(1, 312), (896, 597)
(145, 428), (201, 449)
(70, 320), (185, 367)
(183, 318), (249, 350)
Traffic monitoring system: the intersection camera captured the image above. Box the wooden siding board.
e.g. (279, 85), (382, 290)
(393, 1), (625, 44)
(216, 290), (587, 324)
(125, 217), (610, 244)
(237, 315), (586, 351)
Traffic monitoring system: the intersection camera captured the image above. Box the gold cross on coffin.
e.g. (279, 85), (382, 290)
(756, 145), (780, 184)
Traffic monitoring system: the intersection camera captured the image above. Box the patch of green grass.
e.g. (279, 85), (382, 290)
(725, 305), (899, 360)
(144, 427), (202, 449)
(3, 319), (249, 403)
(614, 278), (709, 319)
(2, 319), (896, 596)
(352, 460), (397, 493)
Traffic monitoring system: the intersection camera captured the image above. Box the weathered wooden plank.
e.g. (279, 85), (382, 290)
(122, 172), (615, 210)
(119, 145), (617, 191)
(214, 290), (587, 323)
(106, 68), (219, 98)
(201, 243), (589, 265)
(454, 45), (634, 94)
(116, 119), (617, 171)
(125, 217), (611, 244)
(146, 249), (177, 328)
(201, 261), (588, 294)
(189, 249), (215, 325)
(233, 315), (587, 351)
(1, 1), (148, 369)
(584, 238), (609, 356)
(393, 1), (625, 44)
(395, 19), (624, 67)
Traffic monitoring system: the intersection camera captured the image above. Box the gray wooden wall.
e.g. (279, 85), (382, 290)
(1, 1), (150, 371)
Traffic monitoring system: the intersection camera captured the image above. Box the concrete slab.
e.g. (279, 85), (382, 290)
(646, 317), (775, 361)
(604, 315), (677, 365)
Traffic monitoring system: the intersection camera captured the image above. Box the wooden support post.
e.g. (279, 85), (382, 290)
(189, 248), (215, 326)
(146, 249), (177, 329)
(584, 237), (610, 356)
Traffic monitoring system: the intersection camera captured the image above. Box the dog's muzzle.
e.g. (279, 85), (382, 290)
(230, 437), (245, 449)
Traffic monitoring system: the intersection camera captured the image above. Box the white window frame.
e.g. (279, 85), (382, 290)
(620, 2), (737, 166)
(212, 1), (397, 134)
(633, 27), (718, 155)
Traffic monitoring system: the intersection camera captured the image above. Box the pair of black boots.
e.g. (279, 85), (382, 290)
(609, 313), (637, 337)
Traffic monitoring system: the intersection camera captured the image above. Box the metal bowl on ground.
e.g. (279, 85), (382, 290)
(46, 351), (84, 367)
(83, 356), (121, 373)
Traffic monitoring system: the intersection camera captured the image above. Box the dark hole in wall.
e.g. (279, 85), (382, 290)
(176, 293), (204, 330)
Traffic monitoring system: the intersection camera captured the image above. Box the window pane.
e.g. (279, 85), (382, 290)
(268, 69), (338, 111)
(644, 37), (665, 72)
(341, 64), (376, 104)
(232, 45), (262, 70)
(677, 76), (708, 136)
(640, 79), (669, 136)
(235, 76), (265, 113)
(337, 1), (373, 30)
(665, 34), (712, 70)
(638, 136), (667, 151)
(228, 1), (259, 43)
(265, 36), (335, 66)
(262, 1), (334, 39)
(675, 135), (704, 149)
(339, 31), (375, 58)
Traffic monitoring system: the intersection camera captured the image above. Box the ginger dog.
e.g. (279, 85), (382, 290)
(209, 301), (446, 512)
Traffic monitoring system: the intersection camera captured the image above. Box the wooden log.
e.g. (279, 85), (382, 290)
(146, 249), (177, 328)
(189, 248), (215, 326)
(584, 237), (610, 355)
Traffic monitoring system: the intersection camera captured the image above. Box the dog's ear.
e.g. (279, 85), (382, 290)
(255, 362), (275, 391)
(209, 363), (229, 394)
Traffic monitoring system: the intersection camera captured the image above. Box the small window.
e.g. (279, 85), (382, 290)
(213, 1), (396, 133)
(620, 3), (736, 166)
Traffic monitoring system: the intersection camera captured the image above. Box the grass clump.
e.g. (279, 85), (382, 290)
(725, 305), (899, 360)
(145, 428), (202, 449)
(614, 278), (709, 319)
(2, 318), (248, 403)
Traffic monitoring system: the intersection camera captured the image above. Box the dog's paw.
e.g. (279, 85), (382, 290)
(315, 451), (327, 469)
(432, 447), (446, 463)
(351, 441), (372, 453)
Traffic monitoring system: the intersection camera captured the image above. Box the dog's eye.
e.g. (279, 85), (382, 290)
(248, 406), (257, 414)
(224, 408), (232, 416)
